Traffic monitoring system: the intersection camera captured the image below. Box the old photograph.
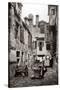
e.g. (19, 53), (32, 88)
(8, 2), (58, 87)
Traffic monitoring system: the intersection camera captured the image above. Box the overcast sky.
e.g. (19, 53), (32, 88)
(20, 0), (59, 24)
(21, 1), (49, 24)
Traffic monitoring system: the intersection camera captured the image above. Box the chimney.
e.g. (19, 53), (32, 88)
(28, 14), (33, 26)
(36, 15), (39, 26)
(24, 17), (28, 25)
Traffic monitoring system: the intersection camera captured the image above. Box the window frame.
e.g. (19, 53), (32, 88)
(16, 51), (20, 57)
(39, 42), (43, 51)
(46, 43), (50, 50)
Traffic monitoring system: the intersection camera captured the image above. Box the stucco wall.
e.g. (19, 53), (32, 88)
(10, 50), (16, 62)
(37, 40), (50, 56)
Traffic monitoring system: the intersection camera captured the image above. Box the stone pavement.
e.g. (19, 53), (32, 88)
(10, 67), (58, 87)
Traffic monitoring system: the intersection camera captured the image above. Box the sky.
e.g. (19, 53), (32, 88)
(19, 0), (60, 24)
(21, 1), (49, 24)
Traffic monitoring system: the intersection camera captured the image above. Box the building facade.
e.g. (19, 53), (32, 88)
(32, 16), (51, 62)
(8, 2), (32, 78)
(48, 5), (58, 67)
(48, 5), (58, 56)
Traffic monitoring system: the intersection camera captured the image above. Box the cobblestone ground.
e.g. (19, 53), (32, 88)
(10, 67), (58, 87)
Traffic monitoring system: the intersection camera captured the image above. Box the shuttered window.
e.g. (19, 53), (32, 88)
(16, 51), (20, 57)
(46, 43), (50, 50)
(39, 42), (42, 51)
(28, 33), (32, 49)
(20, 26), (24, 44)
(39, 42), (43, 51)
(40, 25), (44, 33)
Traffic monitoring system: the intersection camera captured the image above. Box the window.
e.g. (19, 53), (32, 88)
(40, 25), (44, 33)
(46, 43), (50, 50)
(51, 9), (55, 15)
(16, 51), (20, 57)
(28, 33), (32, 49)
(17, 59), (19, 63)
(21, 52), (24, 63)
(39, 42), (43, 51)
(20, 26), (24, 44)
(15, 21), (19, 39)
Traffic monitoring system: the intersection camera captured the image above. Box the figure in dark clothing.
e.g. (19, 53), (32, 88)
(24, 65), (28, 76)
(50, 57), (53, 67)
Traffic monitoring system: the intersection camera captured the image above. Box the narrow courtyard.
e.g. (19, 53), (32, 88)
(8, 2), (58, 87)
(10, 66), (58, 87)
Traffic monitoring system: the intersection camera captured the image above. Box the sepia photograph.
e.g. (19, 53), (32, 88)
(8, 1), (58, 87)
